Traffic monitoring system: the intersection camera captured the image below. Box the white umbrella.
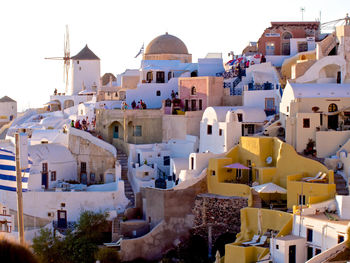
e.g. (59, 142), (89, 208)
(252, 183), (287, 194)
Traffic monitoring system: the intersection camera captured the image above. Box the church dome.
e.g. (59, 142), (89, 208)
(145, 33), (189, 55)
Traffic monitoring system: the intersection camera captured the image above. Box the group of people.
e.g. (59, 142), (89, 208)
(131, 100), (147, 109)
(71, 116), (96, 131)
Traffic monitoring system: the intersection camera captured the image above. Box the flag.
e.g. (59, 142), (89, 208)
(134, 43), (144, 58)
(0, 149), (31, 192)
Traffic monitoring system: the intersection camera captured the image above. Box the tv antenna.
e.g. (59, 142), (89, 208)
(300, 7), (305, 21)
(45, 25), (71, 93)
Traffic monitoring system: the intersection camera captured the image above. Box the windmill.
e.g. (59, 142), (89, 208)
(45, 25), (71, 93)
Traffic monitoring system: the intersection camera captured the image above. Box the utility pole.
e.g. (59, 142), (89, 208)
(15, 132), (24, 245)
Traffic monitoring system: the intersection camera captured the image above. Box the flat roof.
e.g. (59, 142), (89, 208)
(303, 213), (350, 226)
(276, 235), (305, 241)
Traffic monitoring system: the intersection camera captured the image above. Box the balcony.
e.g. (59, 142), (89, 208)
(245, 82), (279, 91)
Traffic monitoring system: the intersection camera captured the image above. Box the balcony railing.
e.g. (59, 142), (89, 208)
(245, 83), (280, 91)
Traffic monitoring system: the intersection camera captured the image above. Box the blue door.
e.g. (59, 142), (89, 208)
(57, 210), (67, 228)
(113, 125), (119, 138)
(41, 173), (48, 189)
(81, 173), (87, 185)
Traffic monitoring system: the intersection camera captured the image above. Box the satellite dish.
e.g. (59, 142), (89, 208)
(266, 156), (272, 164)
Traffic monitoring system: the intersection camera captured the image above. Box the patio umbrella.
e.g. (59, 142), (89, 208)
(252, 183), (287, 205)
(224, 163), (250, 183)
(252, 183), (287, 194)
(224, 163), (250, 169)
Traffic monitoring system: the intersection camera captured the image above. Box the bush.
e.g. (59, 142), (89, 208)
(32, 211), (109, 263)
(95, 247), (120, 263)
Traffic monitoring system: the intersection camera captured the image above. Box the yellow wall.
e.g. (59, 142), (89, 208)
(224, 245), (269, 263)
(287, 175), (336, 208)
(207, 137), (336, 209)
(224, 208), (292, 263)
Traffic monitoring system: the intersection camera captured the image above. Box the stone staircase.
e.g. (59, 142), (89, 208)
(334, 173), (349, 196)
(117, 150), (135, 207)
(111, 213), (125, 242)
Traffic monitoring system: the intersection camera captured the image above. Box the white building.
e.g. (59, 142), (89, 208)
(0, 204), (14, 234)
(69, 45), (100, 96)
(28, 143), (77, 190)
(280, 82), (350, 157)
(199, 106), (267, 154)
(224, 62), (282, 115)
(126, 33), (225, 109)
(0, 96), (17, 125)
(242, 63), (282, 115)
(128, 135), (198, 191)
(271, 197), (350, 263)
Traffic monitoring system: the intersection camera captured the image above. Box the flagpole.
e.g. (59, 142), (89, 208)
(15, 132), (25, 245)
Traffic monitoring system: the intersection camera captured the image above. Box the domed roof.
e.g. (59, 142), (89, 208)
(145, 33), (189, 55)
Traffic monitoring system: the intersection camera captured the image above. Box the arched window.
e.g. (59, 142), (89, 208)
(282, 32), (293, 39)
(282, 32), (292, 56)
(191, 86), (196, 95)
(328, 103), (338, 112)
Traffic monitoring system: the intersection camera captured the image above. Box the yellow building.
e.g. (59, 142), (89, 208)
(224, 207), (293, 263)
(207, 137), (336, 209)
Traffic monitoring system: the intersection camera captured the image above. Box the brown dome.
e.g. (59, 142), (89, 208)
(145, 33), (189, 55)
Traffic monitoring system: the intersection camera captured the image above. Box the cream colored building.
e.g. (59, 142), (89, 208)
(286, 24), (350, 84)
(280, 82), (350, 157)
(0, 96), (16, 125)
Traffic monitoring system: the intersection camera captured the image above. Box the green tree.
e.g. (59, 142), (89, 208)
(32, 211), (109, 263)
(32, 228), (68, 263)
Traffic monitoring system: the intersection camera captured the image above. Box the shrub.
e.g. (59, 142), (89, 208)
(95, 247), (120, 263)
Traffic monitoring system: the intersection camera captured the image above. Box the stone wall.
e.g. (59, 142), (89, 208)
(192, 194), (248, 243)
(68, 133), (116, 183)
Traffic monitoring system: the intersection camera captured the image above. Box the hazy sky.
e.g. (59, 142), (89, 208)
(0, 0), (349, 111)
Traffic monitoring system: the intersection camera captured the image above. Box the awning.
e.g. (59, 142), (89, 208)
(43, 100), (60, 106)
(252, 183), (287, 194)
(224, 163), (250, 169)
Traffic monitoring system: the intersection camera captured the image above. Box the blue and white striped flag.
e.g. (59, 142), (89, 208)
(0, 148), (31, 192)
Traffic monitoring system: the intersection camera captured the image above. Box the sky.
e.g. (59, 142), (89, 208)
(0, 0), (349, 111)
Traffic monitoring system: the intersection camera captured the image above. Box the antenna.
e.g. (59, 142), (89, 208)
(300, 7), (305, 21)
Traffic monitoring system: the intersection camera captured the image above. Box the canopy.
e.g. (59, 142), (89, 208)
(43, 100), (60, 106)
(252, 183), (287, 194)
(224, 163), (250, 169)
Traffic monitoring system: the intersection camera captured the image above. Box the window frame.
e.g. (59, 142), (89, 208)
(207, 125), (212, 135)
(303, 118), (310, 128)
(133, 125), (142, 137)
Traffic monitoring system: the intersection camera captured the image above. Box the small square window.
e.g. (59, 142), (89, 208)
(134, 126), (142, 137)
(219, 129), (223, 136)
(163, 156), (170, 166)
(156, 90), (161, 96)
(207, 125), (212, 135)
(276, 245), (279, 250)
(237, 113), (243, 122)
(303, 118), (310, 128)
